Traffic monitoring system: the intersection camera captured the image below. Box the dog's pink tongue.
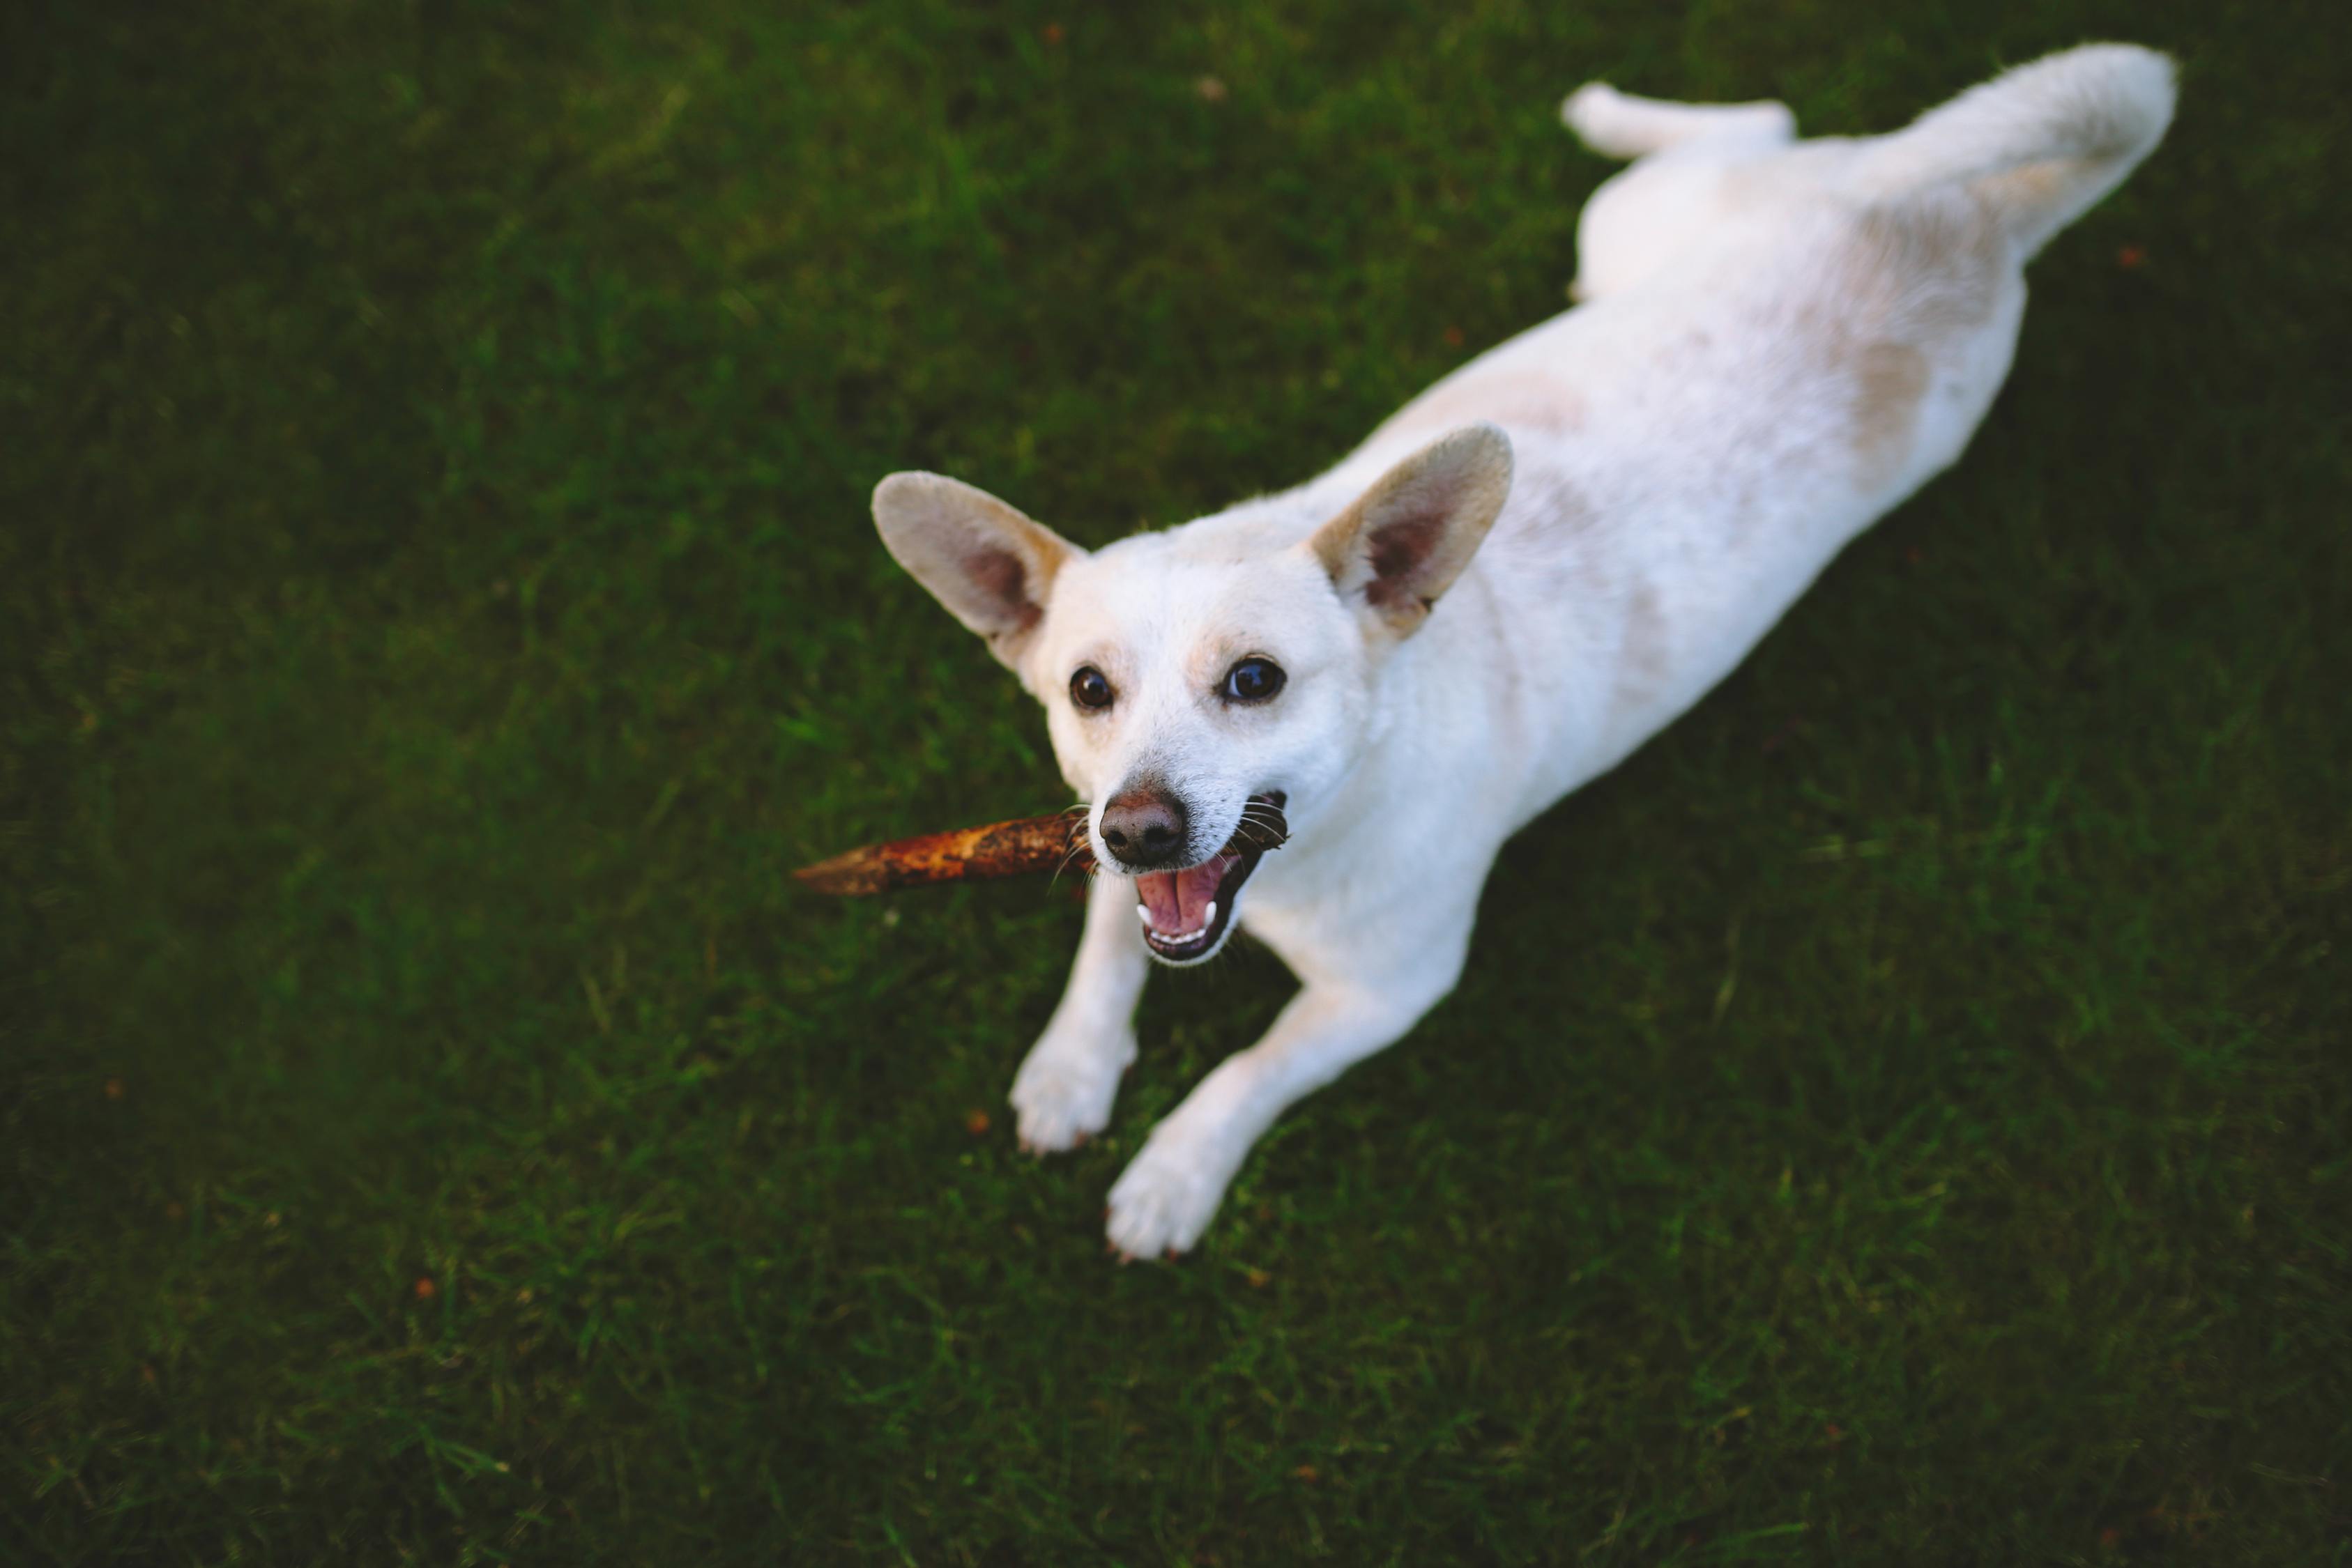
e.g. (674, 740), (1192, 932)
(1136, 857), (1230, 932)
(1136, 873), (1182, 930)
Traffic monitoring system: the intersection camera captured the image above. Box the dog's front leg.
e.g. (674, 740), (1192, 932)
(1104, 956), (1458, 1259)
(1009, 871), (1147, 1152)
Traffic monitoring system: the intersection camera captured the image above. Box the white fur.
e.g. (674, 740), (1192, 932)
(871, 46), (2175, 1258)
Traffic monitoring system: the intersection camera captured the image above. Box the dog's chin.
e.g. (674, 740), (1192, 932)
(1131, 845), (1259, 967)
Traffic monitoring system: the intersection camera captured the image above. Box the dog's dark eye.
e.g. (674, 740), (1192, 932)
(1069, 666), (1115, 711)
(1221, 656), (1286, 704)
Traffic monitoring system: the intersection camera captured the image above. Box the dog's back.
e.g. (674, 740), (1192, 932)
(1325, 45), (2178, 817)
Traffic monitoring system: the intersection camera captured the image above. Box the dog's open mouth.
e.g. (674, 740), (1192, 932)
(1135, 850), (1255, 962)
(1133, 792), (1287, 964)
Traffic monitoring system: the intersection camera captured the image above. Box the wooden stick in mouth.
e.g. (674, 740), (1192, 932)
(794, 798), (1290, 896)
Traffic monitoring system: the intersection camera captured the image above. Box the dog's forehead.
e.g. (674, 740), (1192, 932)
(1050, 525), (1330, 661)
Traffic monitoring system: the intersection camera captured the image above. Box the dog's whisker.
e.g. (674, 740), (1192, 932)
(1044, 817), (1100, 896)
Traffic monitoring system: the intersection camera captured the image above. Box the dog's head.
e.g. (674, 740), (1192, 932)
(872, 424), (1513, 965)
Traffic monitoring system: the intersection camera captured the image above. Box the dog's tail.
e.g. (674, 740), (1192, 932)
(1848, 44), (2175, 256)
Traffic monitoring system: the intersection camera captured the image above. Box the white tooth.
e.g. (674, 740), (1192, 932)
(1202, 900), (1217, 930)
(1137, 904), (1155, 930)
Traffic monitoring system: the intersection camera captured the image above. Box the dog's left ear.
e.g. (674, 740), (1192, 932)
(872, 472), (1082, 670)
(1306, 423), (1514, 637)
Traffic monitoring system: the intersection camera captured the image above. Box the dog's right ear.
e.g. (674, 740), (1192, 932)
(872, 472), (1082, 670)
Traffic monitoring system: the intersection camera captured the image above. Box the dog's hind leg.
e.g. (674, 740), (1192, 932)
(1561, 84), (1799, 302)
(1845, 44), (2174, 257)
(1561, 82), (1795, 161)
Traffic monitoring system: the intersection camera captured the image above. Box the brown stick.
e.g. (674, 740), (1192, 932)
(795, 799), (1288, 896)
(793, 812), (1090, 896)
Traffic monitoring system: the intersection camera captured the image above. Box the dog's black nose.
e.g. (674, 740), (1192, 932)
(1099, 783), (1189, 869)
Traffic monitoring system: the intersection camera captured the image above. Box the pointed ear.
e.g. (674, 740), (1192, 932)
(1306, 424), (1513, 636)
(872, 472), (1082, 669)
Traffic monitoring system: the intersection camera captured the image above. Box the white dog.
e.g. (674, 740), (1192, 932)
(869, 45), (2174, 1258)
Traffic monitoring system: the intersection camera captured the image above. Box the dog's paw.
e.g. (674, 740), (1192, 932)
(1105, 1130), (1238, 1259)
(1009, 1033), (1131, 1153)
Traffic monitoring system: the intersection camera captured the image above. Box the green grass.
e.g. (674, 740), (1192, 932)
(4, 0), (2348, 1561)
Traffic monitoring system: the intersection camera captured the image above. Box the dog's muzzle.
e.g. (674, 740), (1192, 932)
(1130, 792), (1287, 964)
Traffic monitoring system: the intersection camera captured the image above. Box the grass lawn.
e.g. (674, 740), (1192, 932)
(5, 0), (2348, 1561)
